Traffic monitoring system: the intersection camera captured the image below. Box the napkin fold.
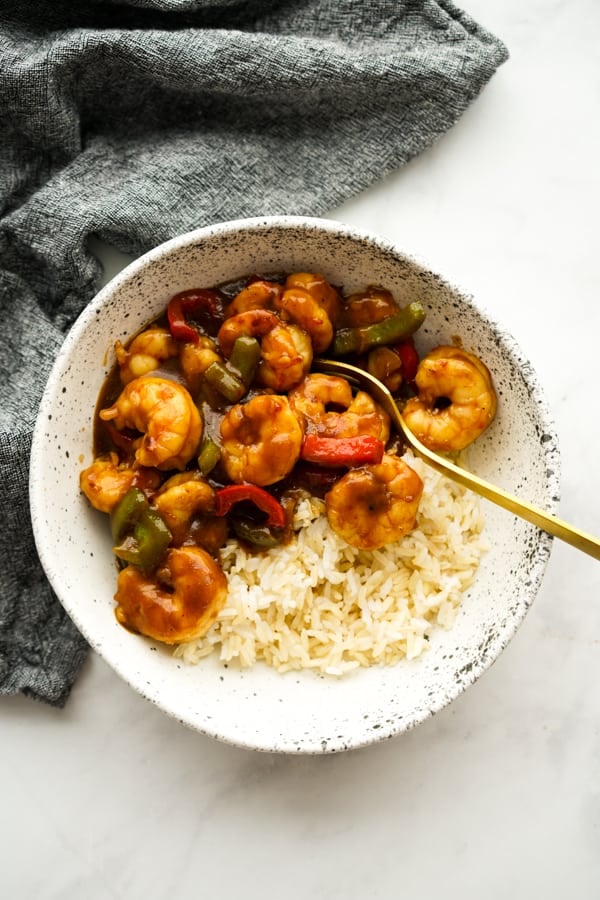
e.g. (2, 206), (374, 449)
(0, 0), (508, 707)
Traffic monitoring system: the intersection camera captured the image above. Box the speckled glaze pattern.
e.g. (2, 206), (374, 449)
(29, 217), (560, 754)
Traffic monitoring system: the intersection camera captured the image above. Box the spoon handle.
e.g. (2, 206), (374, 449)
(397, 414), (600, 561)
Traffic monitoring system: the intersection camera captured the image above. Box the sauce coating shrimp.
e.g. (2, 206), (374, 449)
(259, 323), (312, 391)
(217, 309), (312, 391)
(402, 346), (497, 452)
(220, 394), (304, 486)
(289, 373), (390, 443)
(341, 286), (399, 327)
(283, 272), (343, 325)
(153, 472), (225, 548)
(99, 375), (202, 471)
(273, 285), (334, 354)
(223, 279), (283, 317)
(325, 453), (423, 550)
(114, 546), (227, 644)
(115, 326), (180, 384)
(79, 452), (160, 513)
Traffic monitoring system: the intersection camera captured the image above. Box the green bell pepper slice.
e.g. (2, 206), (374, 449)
(110, 487), (172, 574)
(228, 336), (261, 387)
(204, 360), (246, 403)
(332, 302), (426, 356)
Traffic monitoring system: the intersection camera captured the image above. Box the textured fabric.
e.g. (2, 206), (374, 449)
(0, 0), (508, 706)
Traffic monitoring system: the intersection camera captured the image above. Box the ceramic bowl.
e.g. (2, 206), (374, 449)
(29, 216), (559, 753)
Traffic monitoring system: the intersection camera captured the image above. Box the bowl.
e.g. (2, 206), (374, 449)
(29, 216), (559, 753)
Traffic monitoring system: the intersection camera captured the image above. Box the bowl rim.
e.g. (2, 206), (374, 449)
(29, 214), (561, 752)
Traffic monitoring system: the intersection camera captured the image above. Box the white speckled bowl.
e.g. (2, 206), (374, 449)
(29, 216), (559, 753)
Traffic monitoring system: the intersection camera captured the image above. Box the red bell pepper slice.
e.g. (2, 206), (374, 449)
(214, 484), (286, 528)
(395, 337), (419, 383)
(300, 434), (384, 467)
(167, 289), (224, 343)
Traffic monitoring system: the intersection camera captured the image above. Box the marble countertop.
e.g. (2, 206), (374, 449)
(4, 2), (599, 897)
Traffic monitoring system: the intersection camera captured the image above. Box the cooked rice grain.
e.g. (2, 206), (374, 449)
(174, 452), (488, 675)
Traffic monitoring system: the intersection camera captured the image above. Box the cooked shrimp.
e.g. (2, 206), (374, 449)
(288, 373), (390, 443)
(217, 309), (312, 391)
(217, 309), (281, 357)
(153, 472), (218, 545)
(402, 346), (497, 452)
(284, 272), (343, 325)
(115, 326), (180, 384)
(220, 394), (304, 486)
(179, 335), (222, 394)
(114, 546), (227, 644)
(79, 452), (161, 513)
(341, 286), (399, 327)
(273, 285), (334, 354)
(224, 279), (283, 317)
(325, 453), (423, 550)
(259, 323), (312, 391)
(99, 375), (202, 471)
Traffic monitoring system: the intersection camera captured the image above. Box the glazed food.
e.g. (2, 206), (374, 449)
(80, 272), (497, 672)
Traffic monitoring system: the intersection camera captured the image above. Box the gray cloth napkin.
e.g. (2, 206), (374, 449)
(0, 0), (508, 707)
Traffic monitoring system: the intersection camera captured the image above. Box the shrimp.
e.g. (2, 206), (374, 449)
(325, 453), (423, 550)
(114, 546), (227, 644)
(115, 326), (180, 384)
(179, 335), (222, 395)
(341, 286), (399, 327)
(99, 375), (202, 471)
(284, 272), (343, 325)
(220, 394), (304, 486)
(288, 373), (390, 443)
(217, 308), (280, 355)
(402, 346), (497, 452)
(273, 285), (334, 354)
(153, 472), (228, 550)
(224, 279), (283, 317)
(260, 323), (313, 391)
(217, 309), (312, 391)
(79, 452), (161, 513)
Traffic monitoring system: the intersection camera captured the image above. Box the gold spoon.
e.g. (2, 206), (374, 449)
(313, 357), (600, 561)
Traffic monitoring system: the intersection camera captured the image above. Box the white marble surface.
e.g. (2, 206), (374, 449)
(4, 1), (600, 896)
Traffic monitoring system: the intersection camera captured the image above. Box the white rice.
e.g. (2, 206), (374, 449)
(174, 451), (488, 676)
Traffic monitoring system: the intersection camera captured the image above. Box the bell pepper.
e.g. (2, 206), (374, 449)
(197, 436), (221, 475)
(395, 337), (419, 382)
(202, 336), (262, 403)
(167, 288), (224, 343)
(300, 434), (384, 467)
(203, 360), (246, 403)
(332, 302), (426, 356)
(227, 335), (261, 386)
(110, 487), (172, 574)
(214, 484), (286, 528)
(110, 487), (148, 542)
